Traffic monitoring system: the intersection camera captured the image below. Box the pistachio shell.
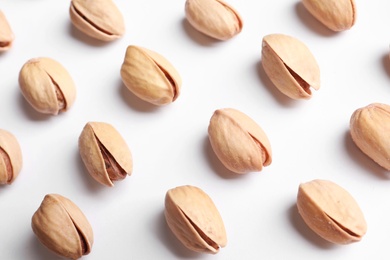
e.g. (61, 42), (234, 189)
(262, 34), (320, 100)
(165, 185), (227, 254)
(19, 57), (76, 115)
(69, 0), (125, 41)
(185, 0), (243, 40)
(208, 108), (272, 174)
(120, 45), (182, 106)
(350, 103), (390, 170)
(297, 179), (367, 244)
(79, 121), (133, 187)
(302, 0), (356, 31)
(31, 194), (94, 259)
(0, 10), (14, 51)
(0, 129), (22, 185)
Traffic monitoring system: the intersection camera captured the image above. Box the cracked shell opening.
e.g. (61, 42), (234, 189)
(285, 64), (312, 95)
(249, 133), (270, 166)
(0, 147), (12, 184)
(95, 134), (127, 182)
(180, 208), (220, 252)
(47, 75), (66, 112)
(0, 41), (11, 48)
(71, 4), (114, 36)
(157, 64), (178, 101)
(73, 223), (89, 255)
(325, 213), (362, 239)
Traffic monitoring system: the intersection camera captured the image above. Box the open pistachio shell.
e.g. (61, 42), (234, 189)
(19, 57), (76, 115)
(120, 45), (182, 106)
(31, 194), (94, 259)
(185, 0), (243, 40)
(69, 0), (125, 41)
(302, 0), (357, 31)
(0, 129), (22, 185)
(297, 179), (367, 244)
(208, 108), (272, 174)
(262, 34), (320, 100)
(79, 121), (133, 187)
(0, 10), (14, 51)
(165, 185), (227, 254)
(350, 103), (390, 170)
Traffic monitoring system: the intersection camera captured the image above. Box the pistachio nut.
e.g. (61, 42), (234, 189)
(165, 185), (227, 254)
(208, 108), (272, 174)
(297, 179), (367, 244)
(0, 10), (14, 51)
(261, 34), (320, 100)
(79, 121), (133, 187)
(69, 0), (125, 41)
(0, 129), (22, 185)
(350, 103), (390, 170)
(31, 194), (94, 259)
(19, 57), (76, 115)
(120, 45), (182, 106)
(302, 0), (356, 31)
(185, 0), (243, 40)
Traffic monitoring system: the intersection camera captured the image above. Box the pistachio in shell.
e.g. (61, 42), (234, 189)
(78, 121), (133, 187)
(165, 185), (227, 254)
(261, 34), (320, 100)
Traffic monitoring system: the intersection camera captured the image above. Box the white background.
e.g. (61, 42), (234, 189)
(1, 0), (390, 259)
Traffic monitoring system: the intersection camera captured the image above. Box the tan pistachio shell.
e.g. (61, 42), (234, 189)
(19, 57), (76, 115)
(0, 129), (22, 185)
(350, 103), (390, 170)
(120, 45), (182, 106)
(297, 179), (367, 245)
(185, 0), (243, 40)
(165, 185), (227, 254)
(79, 121), (133, 187)
(69, 0), (125, 41)
(0, 10), (14, 51)
(31, 194), (94, 259)
(208, 108), (272, 174)
(262, 34), (320, 100)
(302, 0), (356, 32)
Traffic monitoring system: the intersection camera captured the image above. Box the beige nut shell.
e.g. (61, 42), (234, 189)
(262, 34), (320, 100)
(120, 45), (182, 106)
(165, 185), (227, 254)
(79, 121), (133, 187)
(350, 103), (390, 170)
(0, 129), (22, 185)
(297, 179), (367, 244)
(302, 0), (356, 32)
(31, 194), (94, 259)
(19, 57), (76, 115)
(185, 0), (243, 40)
(208, 108), (272, 174)
(70, 0), (125, 41)
(0, 10), (14, 51)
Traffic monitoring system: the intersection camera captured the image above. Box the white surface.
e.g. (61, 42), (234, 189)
(1, 0), (390, 259)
